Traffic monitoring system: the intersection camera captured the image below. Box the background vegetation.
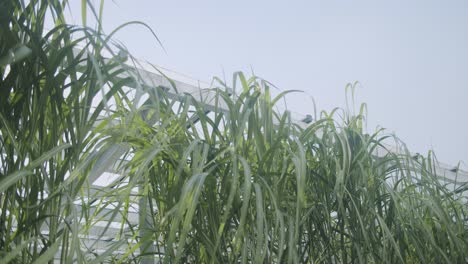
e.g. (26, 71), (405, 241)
(1, 1), (467, 263)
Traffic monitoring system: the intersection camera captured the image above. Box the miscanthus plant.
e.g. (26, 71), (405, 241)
(1, 1), (467, 263)
(0, 0), (146, 262)
(98, 75), (467, 263)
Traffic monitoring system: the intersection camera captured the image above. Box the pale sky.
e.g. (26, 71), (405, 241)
(67, 1), (467, 166)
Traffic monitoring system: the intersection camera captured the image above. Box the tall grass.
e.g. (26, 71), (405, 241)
(97, 75), (467, 263)
(1, 1), (467, 263)
(0, 0), (135, 262)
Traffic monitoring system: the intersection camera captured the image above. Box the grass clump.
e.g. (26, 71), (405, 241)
(99, 75), (467, 263)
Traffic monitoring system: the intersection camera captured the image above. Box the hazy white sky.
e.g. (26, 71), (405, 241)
(68, 0), (467, 166)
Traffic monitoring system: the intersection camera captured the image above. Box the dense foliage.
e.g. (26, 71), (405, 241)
(1, 1), (467, 263)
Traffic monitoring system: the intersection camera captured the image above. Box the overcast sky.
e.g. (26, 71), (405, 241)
(67, 0), (467, 166)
